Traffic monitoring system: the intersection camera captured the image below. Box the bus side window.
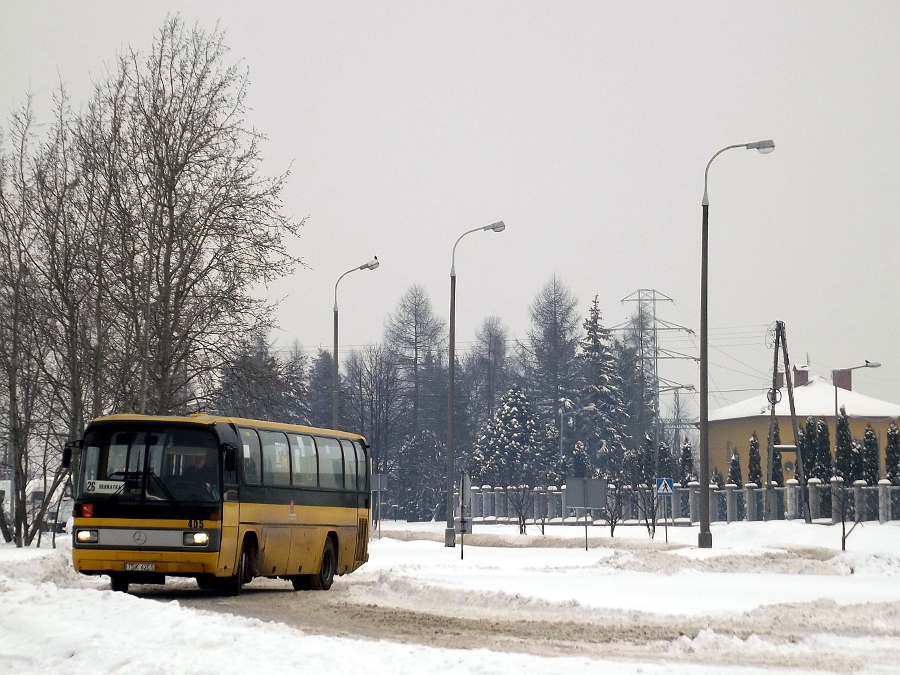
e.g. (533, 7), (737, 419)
(353, 441), (367, 491)
(340, 439), (357, 491)
(289, 434), (317, 487)
(238, 428), (262, 485)
(315, 437), (343, 490)
(259, 430), (290, 486)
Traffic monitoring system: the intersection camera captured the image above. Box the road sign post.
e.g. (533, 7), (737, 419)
(655, 478), (674, 543)
(456, 471), (472, 559)
(565, 477), (606, 551)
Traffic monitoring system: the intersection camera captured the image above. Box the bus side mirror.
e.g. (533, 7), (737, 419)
(62, 439), (83, 469)
(222, 443), (237, 472)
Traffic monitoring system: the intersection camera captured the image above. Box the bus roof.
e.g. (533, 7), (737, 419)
(87, 413), (367, 443)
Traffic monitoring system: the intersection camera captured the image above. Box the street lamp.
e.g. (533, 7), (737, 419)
(832, 360), (881, 458)
(333, 257), (380, 429)
(699, 140), (774, 549)
(446, 221), (505, 548)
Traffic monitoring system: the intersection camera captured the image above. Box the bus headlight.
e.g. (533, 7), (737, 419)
(183, 532), (209, 546)
(76, 529), (98, 543)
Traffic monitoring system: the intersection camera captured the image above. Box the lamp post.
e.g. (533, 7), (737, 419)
(699, 139), (774, 549)
(333, 257), (380, 429)
(445, 221), (506, 548)
(832, 360), (880, 458)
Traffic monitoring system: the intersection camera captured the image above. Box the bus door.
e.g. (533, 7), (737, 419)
(217, 424), (242, 577)
(350, 440), (370, 565)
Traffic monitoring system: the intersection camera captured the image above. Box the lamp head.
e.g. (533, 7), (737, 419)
(746, 139), (775, 154)
(484, 221), (506, 232)
(865, 360), (881, 368)
(361, 256), (379, 271)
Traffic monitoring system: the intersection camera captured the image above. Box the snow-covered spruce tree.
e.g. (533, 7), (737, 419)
(748, 432), (762, 486)
(862, 424), (880, 486)
(471, 385), (551, 533)
(727, 450), (743, 488)
(834, 406), (853, 480)
(572, 440), (591, 478)
(813, 417), (833, 482)
(886, 423), (900, 486)
(767, 418), (784, 486)
(572, 296), (628, 476)
(679, 438), (697, 487)
(395, 430), (446, 522)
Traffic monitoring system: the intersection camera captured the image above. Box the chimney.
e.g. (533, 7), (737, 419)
(833, 369), (852, 391)
(793, 365), (809, 387)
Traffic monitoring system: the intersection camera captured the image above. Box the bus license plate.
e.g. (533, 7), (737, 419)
(124, 563), (156, 572)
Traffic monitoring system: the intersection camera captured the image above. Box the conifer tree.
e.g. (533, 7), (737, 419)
(748, 432), (762, 486)
(657, 440), (674, 481)
(850, 438), (864, 482)
(798, 417), (817, 482)
(679, 439), (697, 487)
(395, 430), (447, 521)
(572, 440), (591, 478)
(768, 418), (784, 486)
(727, 449), (743, 487)
(471, 385), (553, 532)
(862, 424), (880, 486)
(814, 417), (833, 482)
(834, 406), (853, 479)
(306, 348), (336, 428)
(573, 296), (628, 475)
(885, 423), (900, 486)
(711, 468), (725, 489)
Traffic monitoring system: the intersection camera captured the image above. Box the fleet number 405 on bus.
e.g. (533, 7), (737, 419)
(63, 413), (371, 594)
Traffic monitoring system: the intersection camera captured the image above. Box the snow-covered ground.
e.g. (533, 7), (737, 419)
(2, 520), (900, 674)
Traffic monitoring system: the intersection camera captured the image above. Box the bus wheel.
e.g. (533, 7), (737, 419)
(110, 574), (129, 593)
(310, 537), (336, 591)
(224, 543), (253, 596)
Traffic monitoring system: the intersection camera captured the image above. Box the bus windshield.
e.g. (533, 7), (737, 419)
(78, 426), (221, 503)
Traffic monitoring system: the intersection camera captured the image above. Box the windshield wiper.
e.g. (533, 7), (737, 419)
(146, 468), (179, 505)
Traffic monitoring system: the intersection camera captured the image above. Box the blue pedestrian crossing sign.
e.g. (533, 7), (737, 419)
(655, 477), (674, 495)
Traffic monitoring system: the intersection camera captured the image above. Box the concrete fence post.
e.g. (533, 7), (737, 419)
(725, 484), (736, 523)
(688, 481), (700, 524)
(808, 477), (821, 520)
(785, 479), (798, 520)
(548, 487), (558, 520)
(495, 488), (506, 520)
(828, 477), (841, 523)
(743, 483), (757, 521)
(561, 484), (568, 518)
(878, 479), (890, 524)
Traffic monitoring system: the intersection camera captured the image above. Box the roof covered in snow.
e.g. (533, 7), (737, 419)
(709, 376), (900, 422)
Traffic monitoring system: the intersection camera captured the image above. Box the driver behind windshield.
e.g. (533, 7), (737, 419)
(184, 447), (218, 487)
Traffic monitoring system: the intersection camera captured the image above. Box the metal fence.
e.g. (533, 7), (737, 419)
(431, 479), (900, 526)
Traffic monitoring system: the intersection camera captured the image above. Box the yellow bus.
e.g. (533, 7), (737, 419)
(64, 413), (370, 594)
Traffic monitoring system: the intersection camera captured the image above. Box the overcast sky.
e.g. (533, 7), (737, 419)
(3, 2), (899, 416)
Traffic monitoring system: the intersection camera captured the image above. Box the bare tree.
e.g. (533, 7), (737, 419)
(91, 17), (302, 414)
(383, 285), (445, 435)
